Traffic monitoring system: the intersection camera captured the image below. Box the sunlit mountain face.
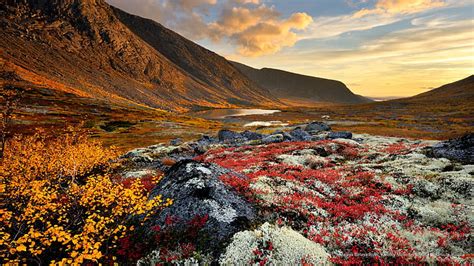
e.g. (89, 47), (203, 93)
(108, 0), (474, 98)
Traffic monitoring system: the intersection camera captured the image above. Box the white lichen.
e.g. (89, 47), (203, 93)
(220, 223), (329, 265)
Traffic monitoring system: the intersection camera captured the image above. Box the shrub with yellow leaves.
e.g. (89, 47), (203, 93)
(0, 127), (172, 264)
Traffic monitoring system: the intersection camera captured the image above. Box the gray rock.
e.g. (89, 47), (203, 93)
(262, 134), (284, 144)
(218, 130), (245, 143)
(327, 131), (353, 139)
(196, 135), (217, 146)
(148, 160), (256, 248)
(429, 133), (474, 164)
(304, 122), (331, 132)
(241, 130), (263, 140)
(289, 127), (312, 141)
(170, 138), (183, 146)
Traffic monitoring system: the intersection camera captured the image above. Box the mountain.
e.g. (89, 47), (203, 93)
(406, 75), (474, 101)
(0, 0), (279, 111)
(231, 61), (372, 105)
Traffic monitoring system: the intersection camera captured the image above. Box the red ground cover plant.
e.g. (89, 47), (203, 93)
(381, 142), (425, 155)
(116, 214), (209, 264)
(196, 139), (471, 264)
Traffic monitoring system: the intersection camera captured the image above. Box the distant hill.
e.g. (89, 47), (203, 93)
(406, 75), (474, 101)
(0, 0), (279, 111)
(231, 61), (372, 105)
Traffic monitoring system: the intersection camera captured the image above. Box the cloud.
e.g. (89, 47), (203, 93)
(301, 0), (469, 40)
(208, 7), (312, 56)
(353, 0), (446, 18)
(230, 13), (313, 56)
(236, 15), (473, 97)
(107, 0), (312, 57)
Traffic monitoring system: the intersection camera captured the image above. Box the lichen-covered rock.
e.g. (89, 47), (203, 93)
(304, 121), (331, 132)
(219, 223), (329, 265)
(289, 127), (313, 141)
(242, 130), (264, 140)
(148, 160), (256, 249)
(218, 129), (245, 143)
(327, 131), (352, 139)
(429, 133), (474, 164)
(262, 134), (284, 144)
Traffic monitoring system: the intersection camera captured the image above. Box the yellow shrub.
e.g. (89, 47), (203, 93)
(0, 128), (172, 264)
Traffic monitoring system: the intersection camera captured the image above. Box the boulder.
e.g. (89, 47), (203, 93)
(197, 135), (217, 145)
(429, 133), (474, 164)
(219, 223), (329, 265)
(262, 134), (284, 144)
(304, 121), (331, 132)
(327, 131), (353, 139)
(148, 160), (256, 249)
(289, 127), (312, 141)
(218, 129), (245, 143)
(170, 138), (183, 146)
(241, 130), (263, 140)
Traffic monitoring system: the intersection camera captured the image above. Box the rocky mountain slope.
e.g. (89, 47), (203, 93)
(0, 0), (279, 111)
(407, 75), (474, 101)
(232, 61), (372, 104)
(119, 122), (473, 264)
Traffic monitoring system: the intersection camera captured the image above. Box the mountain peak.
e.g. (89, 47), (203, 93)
(1, 1), (279, 111)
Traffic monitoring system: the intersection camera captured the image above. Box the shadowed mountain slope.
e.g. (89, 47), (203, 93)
(0, 0), (279, 111)
(231, 61), (372, 105)
(406, 75), (474, 101)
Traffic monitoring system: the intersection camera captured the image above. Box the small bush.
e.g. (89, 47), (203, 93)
(0, 127), (171, 264)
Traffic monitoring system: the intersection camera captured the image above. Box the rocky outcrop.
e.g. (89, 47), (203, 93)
(428, 133), (474, 164)
(147, 160), (256, 250)
(304, 121), (331, 132)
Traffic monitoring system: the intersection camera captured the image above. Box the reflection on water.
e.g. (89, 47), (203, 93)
(192, 109), (281, 120)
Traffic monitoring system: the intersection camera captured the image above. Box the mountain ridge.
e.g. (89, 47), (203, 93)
(231, 61), (372, 105)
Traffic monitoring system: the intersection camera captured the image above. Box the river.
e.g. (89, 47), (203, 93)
(191, 108), (281, 120)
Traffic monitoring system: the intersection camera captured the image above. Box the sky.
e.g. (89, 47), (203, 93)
(107, 0), (474, 98)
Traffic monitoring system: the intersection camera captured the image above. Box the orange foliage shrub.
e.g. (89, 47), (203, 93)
(0, 128), (172, 264)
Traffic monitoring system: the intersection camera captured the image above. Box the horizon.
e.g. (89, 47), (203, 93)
(107, 0), (474, 98)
